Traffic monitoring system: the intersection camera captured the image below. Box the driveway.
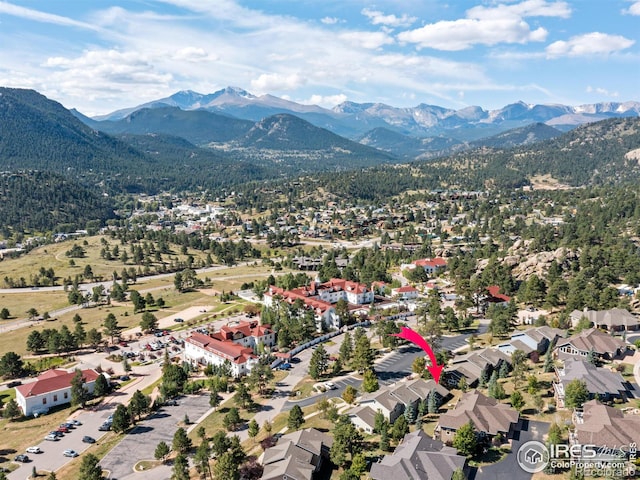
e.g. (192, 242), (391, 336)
(474, 419), (550, 480)
(99, 394), (211, 480)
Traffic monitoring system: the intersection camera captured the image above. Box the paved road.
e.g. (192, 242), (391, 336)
(473, 419), (550, 480)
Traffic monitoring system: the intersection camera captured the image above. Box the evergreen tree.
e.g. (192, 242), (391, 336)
(154, 441), (170, 463)
(404, 401), (417, 424)
(340, 332), (353, 363)
(374, 410), (386, 434)
(223, 407), (241, 431)
(171, 453), (189, 480)
(510, 390), (525, 411)
(172, 427), (192, 454)
(288, 404), (304, 430)
(213, 451), (239, 480)
(3, 398), (21, 420)
(352, 333), (374, 373)
(309, 344), (329, 379)
(564, 380), (589, 409)
(453, 421), (478, 457)
(70, 369), (89, 408)
(342, 385), (357, 404)
(93, 374), (109, 397)
(111, 403), (130, 433)
(78, 453), (103, 480)
(248, 419), (259, 439)
(427, 391), (440, 414)
(379, 424), (391, 451)
(362, 368), (379, 393)
(543, 348), (554, 373)
(391, 415), (409, 441)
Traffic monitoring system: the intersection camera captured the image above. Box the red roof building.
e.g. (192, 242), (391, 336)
(15, 368), (100, 417)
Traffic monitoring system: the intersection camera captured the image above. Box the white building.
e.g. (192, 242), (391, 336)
(15, 368), (100, 417)
(183, 332), (258, 377)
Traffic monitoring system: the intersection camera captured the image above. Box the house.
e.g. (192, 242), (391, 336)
(350, 378), (449, 429)
(183, 332), (258, 377)
(260, 428), (332, 480)
(413, 258), (447, 275)
(211, 320), (276, 350)
(391, 285), (419, 301)
(497, 326), (564, 357)
(444, 348), (511, 387)
(571, 400), (640, 449)
(553, 358), (631, 408)
(370, 430), (467, 480)
(485, 285), (511, 307)
(555, 328), (629, 361)
(435, 390), (520, 441)
(15, 368), (100, 417)
(569, 308), (639, 332)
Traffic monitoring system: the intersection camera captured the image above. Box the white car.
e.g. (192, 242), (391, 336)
(63, 449), (79, 458)
(324, 382), (336, 390)
(44, 434), (59, 441)
(26, 446), (42, 454)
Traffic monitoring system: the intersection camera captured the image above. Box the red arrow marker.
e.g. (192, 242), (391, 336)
(392, 326), (444, 384)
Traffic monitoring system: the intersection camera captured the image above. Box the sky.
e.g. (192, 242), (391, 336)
(0, 0), (638, 116)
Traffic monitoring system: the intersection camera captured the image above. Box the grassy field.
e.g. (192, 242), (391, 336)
(0, 235), (210, 288)
(0, 291), (70, 320)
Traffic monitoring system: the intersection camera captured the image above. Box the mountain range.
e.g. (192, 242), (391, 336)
(91, 86), (640, 141)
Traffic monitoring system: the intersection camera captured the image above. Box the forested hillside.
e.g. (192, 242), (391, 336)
(0, 171), (116, 233)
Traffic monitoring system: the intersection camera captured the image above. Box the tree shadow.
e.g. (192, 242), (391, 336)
(130, 426), (154, 434)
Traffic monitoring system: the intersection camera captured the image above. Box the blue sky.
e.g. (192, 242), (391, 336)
(0, 0), (638, 115)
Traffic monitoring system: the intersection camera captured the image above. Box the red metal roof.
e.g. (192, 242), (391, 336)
(186, 332), (256, 364)
(16, 369), (100, 398)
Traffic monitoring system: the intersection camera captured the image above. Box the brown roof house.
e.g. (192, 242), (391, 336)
(570, 308), (639, 332)
(571, 400), (640, 451)
(260, 428), (333, 480)
(435, 390), (520, 442)
(497, 326), (565, 357)
(370, 430), (467, 480)
(444, 348), (511, 388)
(349, 378), (449, 433)
(553, 358), (632, 408)
(555, 328), (629, 361)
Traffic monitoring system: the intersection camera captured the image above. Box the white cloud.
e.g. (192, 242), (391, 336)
(304, 93), (348, 107)
(586, 86), (619, 98)
(361, 8), (416, 28)
(622, 1), (640, 15)
(0, 1), (100, 30)
(339, 31), (394, 49)
(320, 16), (340, 25)
(398, 0), (569, 50)
(172, 47), (217, 63)
(251, 73), (307, 92)
(546, 33), (635, 57)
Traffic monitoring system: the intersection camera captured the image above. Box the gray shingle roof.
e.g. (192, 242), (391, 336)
(437, 390), (519, 436)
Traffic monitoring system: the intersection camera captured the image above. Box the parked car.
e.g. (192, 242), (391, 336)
(45, 434), (59, 441)
(324, 382), (336, 390)
(82, 436), (96, 444)
(14, 454), (29, 463)
(278, 363), (291, 370)
(57, 426), (69, 433)
(98, 423), (111, 431)
(164, 398), (178, 406)
(70, 419), (82, 426)
(61, 422), (75, 429)
(26, 447), (42, 454)
(174, 317), (184, 323)
(50, 430), (64, 438)
(7, 380), (22, 388)
(63, 450), (79, 458)
(120, 375), (130, 381)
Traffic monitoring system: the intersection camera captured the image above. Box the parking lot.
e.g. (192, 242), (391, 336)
(99, 394), (212, 480)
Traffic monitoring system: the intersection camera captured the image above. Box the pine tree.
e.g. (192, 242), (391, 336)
(428, 391), (440, 414)
(154, 441), (170, 463)
(248, 419), (259, 439)
(543, 348), (554, 373)
(404, 401), (417, 424)
(362, 368), (379, 393)
(288, 405), (304, 430)
(172, 427), (192, 454)
(453, 421), (478, 456)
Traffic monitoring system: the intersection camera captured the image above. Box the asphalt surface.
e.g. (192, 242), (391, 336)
(99, 394), (212, 480)
(281, 328), (481, 410)
(473, 419), (550, 480)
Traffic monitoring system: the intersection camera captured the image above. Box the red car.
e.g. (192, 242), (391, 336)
(57, 426), (69, 433)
